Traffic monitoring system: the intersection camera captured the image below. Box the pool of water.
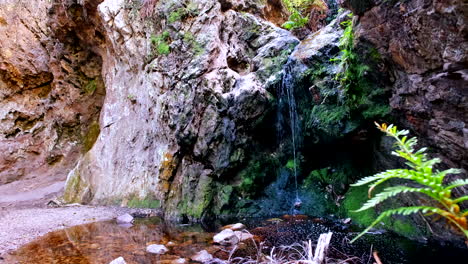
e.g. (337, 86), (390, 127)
(3, 215), (468, 264)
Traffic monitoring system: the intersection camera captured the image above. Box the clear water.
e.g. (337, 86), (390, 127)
(4, 216), (468, 264)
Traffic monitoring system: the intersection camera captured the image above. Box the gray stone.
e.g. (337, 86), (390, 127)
(146, 244), (168, 255)
(116, 214), (133, 224)
(213, 229), (239, 246)
(191, 250), (213, 263)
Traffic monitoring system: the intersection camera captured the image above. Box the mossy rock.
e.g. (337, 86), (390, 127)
(127, 196), (161, 209)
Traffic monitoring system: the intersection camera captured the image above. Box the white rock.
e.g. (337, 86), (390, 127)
(234, 231), (254, 241)
(191, 250), (213, 263)
(146, 244), (168, 254)
(109, 257), (126, 264)
(213, 229), (239, 246)
(172, 258), (187, 264)
(116, 213), (134, 224)
(222, 223), (245, 231)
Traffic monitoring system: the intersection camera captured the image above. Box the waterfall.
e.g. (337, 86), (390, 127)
(277, 60), (303, 206)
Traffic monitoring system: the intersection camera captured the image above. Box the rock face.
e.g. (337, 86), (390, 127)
(352, 0), (468, 174)
(61, 0), (298, 219)
(0, 0), (105, 189)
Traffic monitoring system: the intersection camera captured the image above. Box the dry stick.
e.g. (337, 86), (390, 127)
(313, 232), (333, 264)
(373, 251), (383, 264)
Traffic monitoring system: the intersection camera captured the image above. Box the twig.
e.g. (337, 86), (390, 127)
(373, 251), (383, 264)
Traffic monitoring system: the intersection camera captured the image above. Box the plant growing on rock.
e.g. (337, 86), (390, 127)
(150, 31), (171, 55)
(350, 123), (468, 242)
(281, 0), (328, 31)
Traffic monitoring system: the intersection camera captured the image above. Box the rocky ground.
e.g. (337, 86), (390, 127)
(0, 180), (133, 257)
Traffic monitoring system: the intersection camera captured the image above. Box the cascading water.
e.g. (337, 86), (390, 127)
(277, 60), (304, 210)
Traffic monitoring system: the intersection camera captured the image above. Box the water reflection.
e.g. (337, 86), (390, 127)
(6, 218), (214, 264)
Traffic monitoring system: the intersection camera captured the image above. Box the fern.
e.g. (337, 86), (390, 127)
(350, 123), (468, 242)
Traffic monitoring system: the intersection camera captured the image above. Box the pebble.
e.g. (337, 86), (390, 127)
(109, 257), (127, 264)
(116, 213), (134, 224)
(146, 244), (168, 254)
(191, 250), (213, 263)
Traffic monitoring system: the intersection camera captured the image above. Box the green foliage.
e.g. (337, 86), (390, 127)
(350, 123), (468, 243)
(150, 31), (171, 55)
(167, 2), (199, 24)
(282, 11), (309, 30)
(281, 0), (328, 30)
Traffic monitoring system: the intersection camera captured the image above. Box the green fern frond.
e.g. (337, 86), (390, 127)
(351, 206), (445, 243)
(444, 178), (468, 190)
(351, 169), (415, 187)
(354, 186), (437, 212)
(351, 123), (467, 243)
(453, 196), (468, 204)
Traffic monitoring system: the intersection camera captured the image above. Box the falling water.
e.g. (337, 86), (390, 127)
(277, 61), (302, 206)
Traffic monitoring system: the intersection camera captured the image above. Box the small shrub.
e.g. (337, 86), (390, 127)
(150, 31), (171, 55)
(350, 123), (468, 242)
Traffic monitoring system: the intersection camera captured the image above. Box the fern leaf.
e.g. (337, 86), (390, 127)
(354, 186), (436, 212)
(453, 196), (468, 204)
(350, 206), (443, 243)
(444, 178), (468, 190)
(351, 169), (415, 187)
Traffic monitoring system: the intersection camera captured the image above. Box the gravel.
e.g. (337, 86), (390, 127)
(0, 205), (132, 254)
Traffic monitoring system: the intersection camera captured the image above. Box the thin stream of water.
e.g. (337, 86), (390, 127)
(279, 61), (301, 204)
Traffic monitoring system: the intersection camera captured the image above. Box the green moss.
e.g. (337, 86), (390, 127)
(182, 32), (204, 56)
(63, 170), (89, 204)
(127, 196), (160, 208)
(342, 185), (423, 238)
(342, 185), (378, 226)
(237, 154), (280, 198)
(168, 10), (182, 23)
(177, 174), (213, 219)
(83, 79), (97, 94)
(83, 121), (100, 152)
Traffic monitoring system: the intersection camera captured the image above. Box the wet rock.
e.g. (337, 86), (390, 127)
(222, 223), (245, 231)
(146, 244), (168, 255)
(172, 258), (187, 264)
(109, 257), (127, 264)
(342, 218), (352, 224)
(191, 250), (213, 263)
(213, 229), (239, 246)
(166, 241), (177, 247)
(116, 214), (134, 224)
(234, 231), (254, 241)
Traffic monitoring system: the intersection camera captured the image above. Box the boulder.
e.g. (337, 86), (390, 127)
(146, 244), (168, 255)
